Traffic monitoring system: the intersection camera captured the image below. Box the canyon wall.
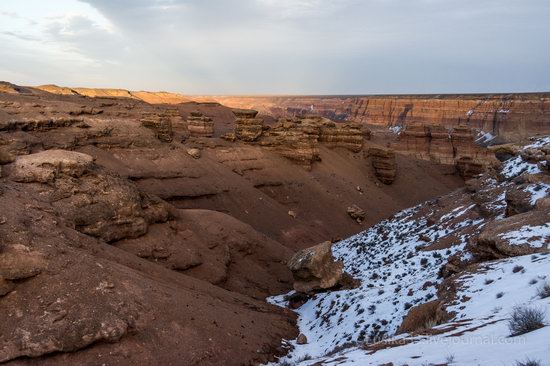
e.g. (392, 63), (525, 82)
(194, 94), (550, 142)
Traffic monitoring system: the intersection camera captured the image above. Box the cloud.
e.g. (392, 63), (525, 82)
(2, 0), (550, 93)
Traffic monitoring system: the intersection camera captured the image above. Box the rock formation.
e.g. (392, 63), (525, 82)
(186, 111), (214, 137)
(233, 109), (264, 142)
(259, 118), (321, 167)
(199, 94), (550, 142)
(318, 119), (364, 152)
(394, 124), (496, 177)
(369, 147), (397, 184)
(228, 113), (364, 168)
(287, 241), (344, 293)
(140, 110), (176, 142)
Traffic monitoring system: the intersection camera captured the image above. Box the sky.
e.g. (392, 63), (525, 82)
(0, 0), (549, 95)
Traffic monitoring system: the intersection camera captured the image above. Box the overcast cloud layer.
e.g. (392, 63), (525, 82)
(1, 0), (549, 94)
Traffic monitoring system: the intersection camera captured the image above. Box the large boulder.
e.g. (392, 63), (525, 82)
(11, 150), (93, 183)
(287, 241), (344, 293)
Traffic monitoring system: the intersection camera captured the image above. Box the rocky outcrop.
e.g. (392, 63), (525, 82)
(140, 111), (176, 142)
(9, 150), (170, 242)
(369, 147), (397, 184)
(318, 119), (363, 152)
(258, 118), (321, 167)
(0, 117), (81, 132)
(228, 114), (364, 167)
(11, 150), (94, 183)
(394, 124), (496, 176)
(473, 209), (550, 259)
(187, 111), (214, 137)
(233, 109), (264, 142)
(287, 241), (344, 293)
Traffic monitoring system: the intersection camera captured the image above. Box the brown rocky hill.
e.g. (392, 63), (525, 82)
(0, 82), (466, 365)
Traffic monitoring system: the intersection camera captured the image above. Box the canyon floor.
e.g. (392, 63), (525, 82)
(0, 82), (549, 365)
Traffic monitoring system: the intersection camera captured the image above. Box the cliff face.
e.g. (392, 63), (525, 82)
(195, 94), (550, 142)
(392, 123), (497, 170)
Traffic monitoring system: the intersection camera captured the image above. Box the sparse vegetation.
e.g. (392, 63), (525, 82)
(513, 265), (525, 273)
(515, 358), (541, 366)
(536, 281), (550, 299)
(496, 292), (504, 299)
(446, 353), (456, 364)
(508, 306), (546, 336)
(296, 354), (312, 362)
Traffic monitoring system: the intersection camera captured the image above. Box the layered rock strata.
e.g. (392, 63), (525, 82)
(140, 110), (177, 142)
(186, 111), (214, 137)
(233, 109), (264, 142)
(394, 124), (497, 177)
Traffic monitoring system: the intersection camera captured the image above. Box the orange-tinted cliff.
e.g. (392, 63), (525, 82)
(193, 94), (550, 142)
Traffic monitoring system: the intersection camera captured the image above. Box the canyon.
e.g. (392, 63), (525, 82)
(1, 81), (549, 365)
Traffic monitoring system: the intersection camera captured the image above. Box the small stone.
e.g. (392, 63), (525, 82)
(187, 148), (201, 159)
(288, 210), (297, 218)
(296, 333), (308, 345)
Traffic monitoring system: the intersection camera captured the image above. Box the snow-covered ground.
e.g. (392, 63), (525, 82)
(268, 136), (550, 366)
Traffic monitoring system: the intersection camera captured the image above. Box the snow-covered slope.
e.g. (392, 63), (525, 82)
(269, 136), (550, 366)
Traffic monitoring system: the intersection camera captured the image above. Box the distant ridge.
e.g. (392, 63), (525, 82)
(34, 84), (191, 105)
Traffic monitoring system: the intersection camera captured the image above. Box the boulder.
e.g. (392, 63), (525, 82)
(186, 148), (201, 159)
(11, 150), (93, 183)
(296, 333), (308, 345)
(287, 241), (344, 293)
(347, 204), (366, 223)
(505, 187), (536, 216)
